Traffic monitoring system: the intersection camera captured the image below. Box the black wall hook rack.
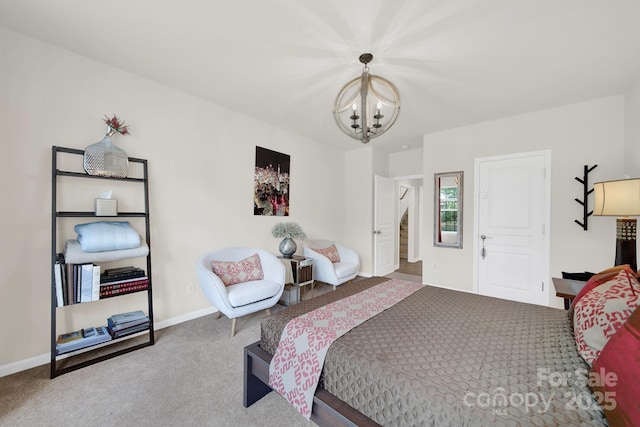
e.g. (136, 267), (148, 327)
(574, 164), (598, 230)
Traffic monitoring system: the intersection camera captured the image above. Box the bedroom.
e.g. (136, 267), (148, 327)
(1, 1), (640, 424)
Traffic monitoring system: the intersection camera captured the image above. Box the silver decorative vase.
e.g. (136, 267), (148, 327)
(279, 237), (296, 258)
(83, 131), (129, 178)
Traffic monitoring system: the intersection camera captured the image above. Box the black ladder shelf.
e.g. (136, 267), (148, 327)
(50, 146), (154, 378)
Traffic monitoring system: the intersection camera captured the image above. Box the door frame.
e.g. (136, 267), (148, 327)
(472, 150), (552, 303)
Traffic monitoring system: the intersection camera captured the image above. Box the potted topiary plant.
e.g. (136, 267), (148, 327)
(272, 222), (306, 258)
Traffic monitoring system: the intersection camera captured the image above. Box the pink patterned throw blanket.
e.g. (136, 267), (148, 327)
(268, 279), (423, 419)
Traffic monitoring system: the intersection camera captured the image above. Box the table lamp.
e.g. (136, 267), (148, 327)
(593, 178), (640, 271)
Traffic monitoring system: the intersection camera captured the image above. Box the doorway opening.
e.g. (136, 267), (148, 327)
(398, 211), (422, 275)
(388, 179), (423, 283)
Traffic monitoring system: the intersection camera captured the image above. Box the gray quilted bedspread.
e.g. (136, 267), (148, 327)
(261, 277), (608, 426)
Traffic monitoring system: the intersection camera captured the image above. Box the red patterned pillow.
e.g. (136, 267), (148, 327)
(570, 265), (633, 320)
(211, 253), (264, 286)
(590, 306), (640, 426)
(314, 244), (340, 263)
(573, 269), (640, 365)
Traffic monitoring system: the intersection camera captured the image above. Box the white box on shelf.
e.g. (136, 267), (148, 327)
(95, 198), (117, 216)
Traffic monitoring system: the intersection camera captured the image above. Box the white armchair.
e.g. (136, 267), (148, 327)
(196, 247), (285, 337)
(303, 239), (360, 289)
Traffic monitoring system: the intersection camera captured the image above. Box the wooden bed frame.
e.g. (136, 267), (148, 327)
(243, 341), (381, 427)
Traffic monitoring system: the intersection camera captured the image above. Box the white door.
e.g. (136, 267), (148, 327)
(374, 175), (395, 276)
(475, 151), (550, 306)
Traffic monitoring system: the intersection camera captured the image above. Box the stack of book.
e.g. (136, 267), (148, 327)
(107, 310), (150, 338)
(100, 266), (149, 299)
(53, 257), (149, 306)
(56, 326), (112, 355)
(54, 254), (101, 306)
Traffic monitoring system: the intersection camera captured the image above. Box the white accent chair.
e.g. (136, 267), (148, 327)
(303, 239), (360, 289)
(196, 247), (285, 337)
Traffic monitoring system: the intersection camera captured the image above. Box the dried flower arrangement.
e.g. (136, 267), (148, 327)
(271, 222), (307, 239)
(104, 114), (130, 136)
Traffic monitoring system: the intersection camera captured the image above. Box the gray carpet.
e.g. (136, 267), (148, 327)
(0, 276), (421, 426)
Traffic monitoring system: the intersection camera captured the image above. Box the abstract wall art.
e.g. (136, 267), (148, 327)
(254, 146), (290, 216)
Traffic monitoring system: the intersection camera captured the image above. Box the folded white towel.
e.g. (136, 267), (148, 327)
(64, 239), (149, 264)
(74, 221), (141, 252)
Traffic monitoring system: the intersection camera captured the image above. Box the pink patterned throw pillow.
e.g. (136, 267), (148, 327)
(573, 268), (640, 365)
(211, 253), (264, 286)
(314, 244), (340, 263)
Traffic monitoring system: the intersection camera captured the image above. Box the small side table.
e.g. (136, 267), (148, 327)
(552, 277), (587, 310)
(278, 256), (314, 306)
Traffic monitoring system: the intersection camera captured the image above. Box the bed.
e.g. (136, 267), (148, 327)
(243, 276), (611, 426)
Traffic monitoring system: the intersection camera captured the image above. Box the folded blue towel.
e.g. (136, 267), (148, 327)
(74, 221), (141, 252)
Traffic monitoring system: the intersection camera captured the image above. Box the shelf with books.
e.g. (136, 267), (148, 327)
(56, 326), (112, 355)
(50, 146), (155, 378)
(107, 310), (151, 338)
(54, 310), (151, 357)
(53, 262), (150, 306)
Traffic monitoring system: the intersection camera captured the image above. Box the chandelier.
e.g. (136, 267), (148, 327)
(333, 53), (401, 143)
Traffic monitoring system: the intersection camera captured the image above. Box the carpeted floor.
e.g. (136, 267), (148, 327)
(0, 275), (421, 427)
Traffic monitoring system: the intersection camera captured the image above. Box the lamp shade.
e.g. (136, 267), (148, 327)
(593, 178), (640, 216)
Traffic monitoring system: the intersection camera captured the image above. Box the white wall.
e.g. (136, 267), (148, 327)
(372, 145), (389, 177)
(625, 75), (640, 177)
(389, 148), (423, 177)
(0, 27), (346, 371)
(422, 96), (625, 307)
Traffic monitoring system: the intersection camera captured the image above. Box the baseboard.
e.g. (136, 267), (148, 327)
(0, 354), (50, 378)
(0, 306), (219, 378)
(425, 281), (477, 294)
(153, 306), (217, 330)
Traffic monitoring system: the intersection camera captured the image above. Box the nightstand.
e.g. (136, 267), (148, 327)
(552, 277), (587, 310)
(278, 256), (314, 306)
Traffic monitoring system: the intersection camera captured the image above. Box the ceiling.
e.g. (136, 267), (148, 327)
(2, 0), (640, 153)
